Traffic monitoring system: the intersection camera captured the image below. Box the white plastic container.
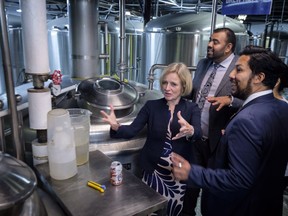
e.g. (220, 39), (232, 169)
(47, 109), (77, 180)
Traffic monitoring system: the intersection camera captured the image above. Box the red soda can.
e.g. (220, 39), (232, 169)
(110, 161), (123, 186)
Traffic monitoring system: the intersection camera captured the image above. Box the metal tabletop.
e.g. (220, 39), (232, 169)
(34, 150), (167, 216)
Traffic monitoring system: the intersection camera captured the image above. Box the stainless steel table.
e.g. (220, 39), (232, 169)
(34, 150), (167, 216)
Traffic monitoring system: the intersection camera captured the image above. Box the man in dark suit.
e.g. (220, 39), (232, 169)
(182, 27), (243, 216)
(172, 45), (288, 216)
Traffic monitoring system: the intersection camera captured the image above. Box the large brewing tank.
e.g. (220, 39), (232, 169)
(140, 11), (249, 87)
(47, 17), (70, 76)
(46, 17), (144, 81)
(48, 28), (70, 76)
(0, 28), (26, 95)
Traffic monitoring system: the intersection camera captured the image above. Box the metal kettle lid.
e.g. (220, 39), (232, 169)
(77, 77), (139, 110)
(0, 153), (37, 210)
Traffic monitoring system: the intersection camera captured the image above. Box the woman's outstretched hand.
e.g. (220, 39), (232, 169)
(100, 105), (120, 131)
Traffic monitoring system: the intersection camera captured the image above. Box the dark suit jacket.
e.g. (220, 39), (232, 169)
(189, 56), (242, 153)
(110, 98), (202, 172)
(189, 93), (288, 216)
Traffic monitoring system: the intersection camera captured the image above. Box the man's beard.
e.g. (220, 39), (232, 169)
(207, 49), (225, 61)
(232, 78), (253, 100)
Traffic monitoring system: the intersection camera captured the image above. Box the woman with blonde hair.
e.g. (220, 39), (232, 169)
(101, 62), (202, 216)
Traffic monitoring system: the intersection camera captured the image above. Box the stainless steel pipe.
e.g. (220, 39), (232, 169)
(119, 0), (127, 82)
(210, 0), (218, 34)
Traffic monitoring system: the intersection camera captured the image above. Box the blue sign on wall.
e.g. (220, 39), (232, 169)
(222, 0), (273, 15)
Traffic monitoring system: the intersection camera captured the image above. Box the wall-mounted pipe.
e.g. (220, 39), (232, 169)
(119, 0), (127, 82)
(210, 0), (218, 34)
(144, 0), (152, 25)
(268, 21), (275, 48)
(148, 64), (167, 90)
(0, 0), (24, 160)
(98, 21), (109, 61)
(98, 20), (110, 75)
(262, 18), (270, 48)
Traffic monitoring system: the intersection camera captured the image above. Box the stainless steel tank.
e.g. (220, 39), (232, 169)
(140, 11), (249, 87)
(46, 17), (144, 81)
(47, 17), (71, 76)
(48, 27), (70, 76)
(8, 28), (26, 86)
(0, 28), (26, 95)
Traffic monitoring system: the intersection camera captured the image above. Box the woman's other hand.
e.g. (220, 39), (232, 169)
(172, 111), (194, 140)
